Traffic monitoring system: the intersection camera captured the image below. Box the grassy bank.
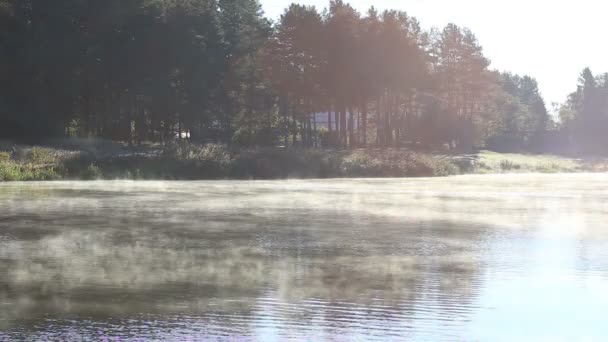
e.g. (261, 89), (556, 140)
(0, 142), (606, 181)
(473, 151), (608, 173)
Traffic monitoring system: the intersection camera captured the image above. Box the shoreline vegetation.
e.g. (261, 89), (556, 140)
(1, 141), (607, 182)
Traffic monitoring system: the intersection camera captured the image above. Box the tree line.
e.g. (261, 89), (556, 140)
(0, 0), (604, 153)
(558, 68), (608, 154)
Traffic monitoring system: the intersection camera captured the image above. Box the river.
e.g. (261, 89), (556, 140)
(1, 174), (608, 341)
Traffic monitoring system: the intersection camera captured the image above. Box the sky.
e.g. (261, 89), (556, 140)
(260, 0), (608, 111)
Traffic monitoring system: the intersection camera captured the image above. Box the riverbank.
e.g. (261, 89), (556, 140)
(1, 142), (606, 181)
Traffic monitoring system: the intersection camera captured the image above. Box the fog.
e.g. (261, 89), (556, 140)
(1, 175), (608, 340)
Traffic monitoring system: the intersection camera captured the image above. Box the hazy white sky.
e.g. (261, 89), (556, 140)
(260, 0), (608, 108)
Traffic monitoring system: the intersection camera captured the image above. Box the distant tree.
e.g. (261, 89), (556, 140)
(325, 0), (360, 148)
(487, 73), (549, 151)
(269, 4), (325, 147)
(561, 67), (608, 153)
(431, 23), (492, 151)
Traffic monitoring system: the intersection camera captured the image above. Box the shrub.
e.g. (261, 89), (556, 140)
(0, 161), (22, 181)
(499, 160), (521, 171)
(0, 161), (61, 181)
(198, 144), (233, 168)
(419, 156), (460, 177)
(340, 152), (383, 177)
(0, 152), (10, 163)
(28, 147), (58, 165)
(474, 161), (490, 171)
(82, 163), (102, 180)
(28, 165), (61, 181)
(534, 162), (572, 173)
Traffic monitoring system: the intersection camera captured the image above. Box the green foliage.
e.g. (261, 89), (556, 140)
(27, 147), (58, 165)
(162, 141), (234, 177)
(82, 164), (102, 180)
(334, 150), (459, 178)
(0, 159), (60, 181)
(534, 163), (564, 173)
(0, 152), (10, 163)
(484, 72), (550, 152)
(0, 161), (21, 181)
(163, 140), (206, 160)
(340, 152), (384, 177)
(499, 160), (521, 171)
(0, 146), (64, 180)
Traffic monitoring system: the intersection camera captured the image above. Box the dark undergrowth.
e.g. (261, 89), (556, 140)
(0, 141), (461, 181)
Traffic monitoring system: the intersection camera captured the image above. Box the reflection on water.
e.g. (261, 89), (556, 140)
(1, 175), (608, 340)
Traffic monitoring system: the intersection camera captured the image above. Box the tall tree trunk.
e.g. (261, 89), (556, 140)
(356, 106), (361, 146)
(292, 104), (297, 147)
(281, 96), (288, 147)
(339, 101), (346, 148)
(83, 97), (91, 137)
(383, 92), (389, 147)
(299, 119), (306, 148)
(177, 112), (182, 142)
(335, 105), (340, 137)
(395, 95), (402, 148)
(376, 96), (382, 147)
(348, 106), (354, 149)
(313, 111), (317, 148)
(308, 115), (314, 149)
(385, 92), (392, 147)
(328, 102), (333, 134)
(361, 99), (367, 147)
(395, 119), (401, 148)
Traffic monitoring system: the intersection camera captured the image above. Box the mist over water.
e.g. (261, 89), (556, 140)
(1, 175), (608, 341)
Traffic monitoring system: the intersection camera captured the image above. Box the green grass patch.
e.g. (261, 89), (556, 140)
(474, 151), (585, 174)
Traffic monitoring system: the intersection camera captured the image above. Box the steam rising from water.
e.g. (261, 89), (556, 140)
(1, 175), (608, 340)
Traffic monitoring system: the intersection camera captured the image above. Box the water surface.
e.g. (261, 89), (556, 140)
(1, 175), (608, 341)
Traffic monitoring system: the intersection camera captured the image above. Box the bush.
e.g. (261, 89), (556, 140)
(0, 159), (60, 181)
(82, 163), (102, 180)
(28, 147), (58, 165)
(0, 152), (10, 163)
(161, 141), (234, 177)
(340, 152), (384, 177)
(499, 160), (521, 171)
(414, 155), (459, 177)
(534, 162), (573, 173)
(163, 141), (231, 161)
(335, 150), (459, 178)
(197, 144), (233, 168)
(0, 161), (22, 181)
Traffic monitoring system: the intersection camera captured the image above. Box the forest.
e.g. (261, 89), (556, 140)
(1, 0), (607, 154)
